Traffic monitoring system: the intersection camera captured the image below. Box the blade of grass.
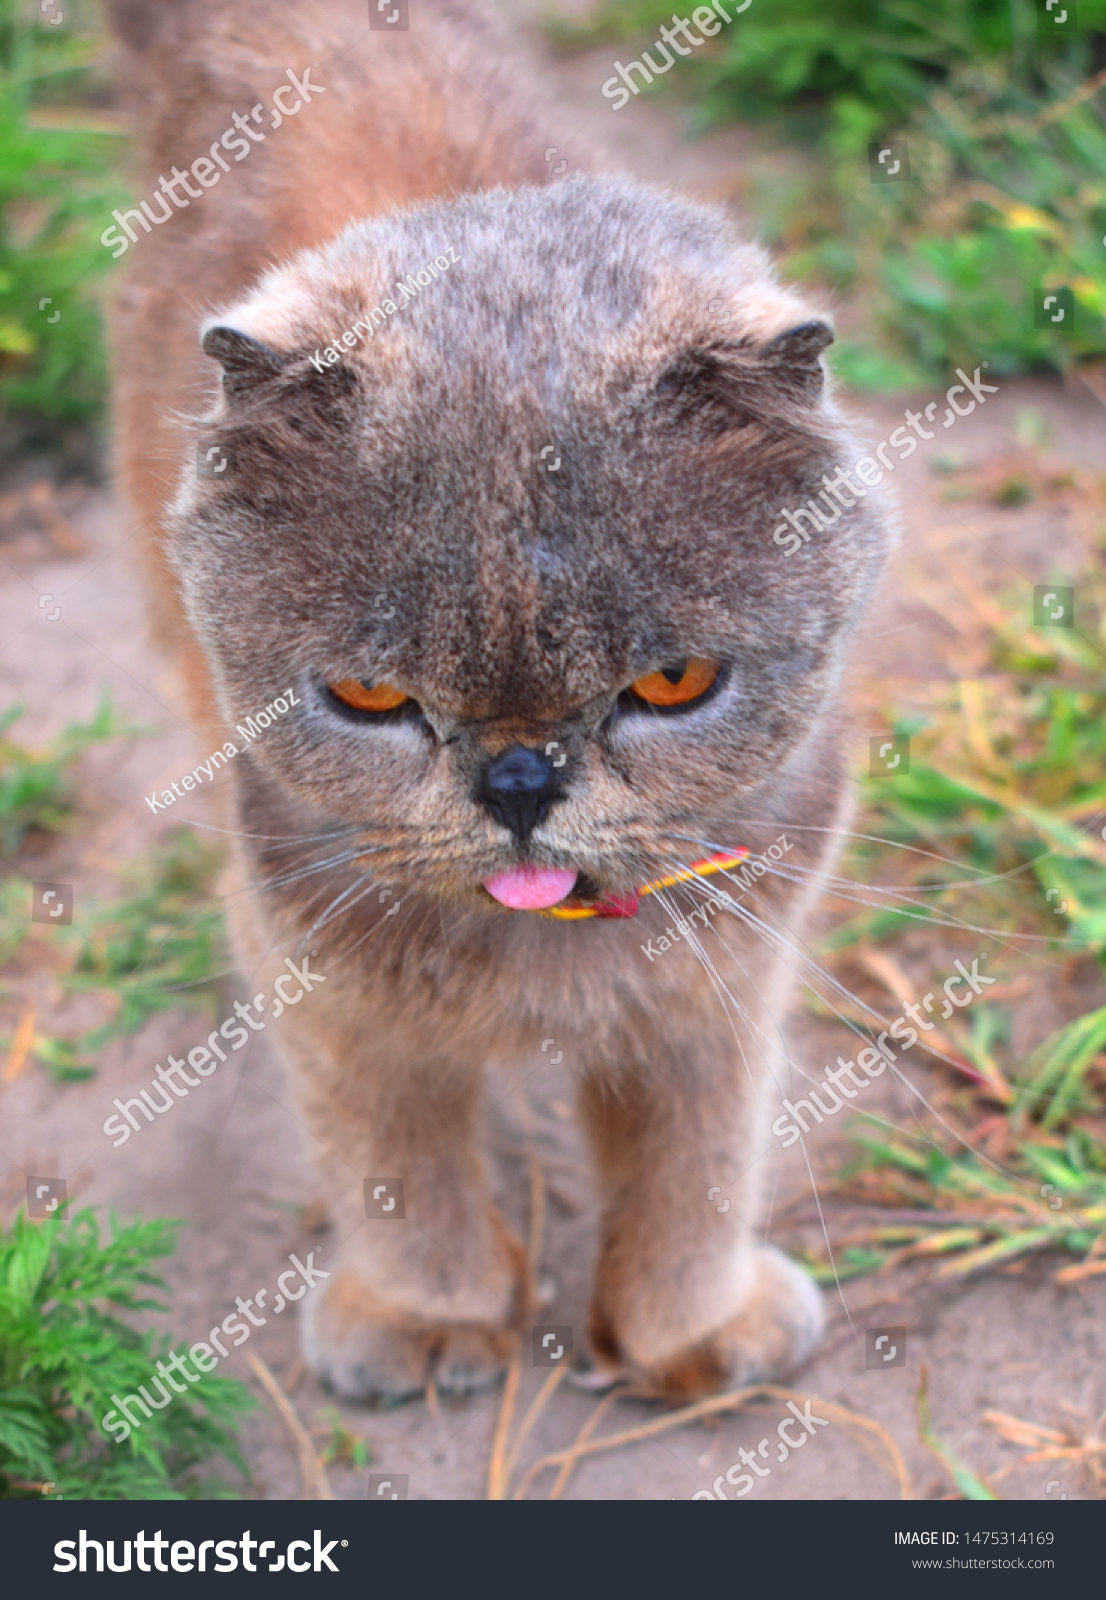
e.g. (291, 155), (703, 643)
(917, 1366), (998, 1499)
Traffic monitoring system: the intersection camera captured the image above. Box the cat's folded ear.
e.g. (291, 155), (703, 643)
(653, 315), (835, 437)
(202, 326), (289, 400)
(758, 320), (834, 397)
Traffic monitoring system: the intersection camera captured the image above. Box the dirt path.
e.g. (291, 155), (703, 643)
(1, 5), (1103, 1501)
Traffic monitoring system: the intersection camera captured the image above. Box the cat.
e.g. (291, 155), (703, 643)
(105, 0), (891, 1402)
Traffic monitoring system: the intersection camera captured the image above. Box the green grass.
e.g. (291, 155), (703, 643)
(797, 531), (1106, 1285)
(561, 0), (1029, 121)
(916, 1367), (999, 1499)
(320, 1409), (371, 1470)
(811, 60), (1106, 385)
(563, 0), (1106, 386)
(0, 1207), (251, 1499)
(799, 1117), (1106, 1284)
(0, 0), (128, 429)
(0, 701), (225, 1079)
(63, 829), (227, 1059)
(0, 696), (129, 853)
(832, 544), (1106, 972)
(1, 829), (227, 1082)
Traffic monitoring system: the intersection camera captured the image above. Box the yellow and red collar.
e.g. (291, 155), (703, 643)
(534, 849), (748, 920)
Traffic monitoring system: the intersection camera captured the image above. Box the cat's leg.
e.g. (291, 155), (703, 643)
(225, 864), (527, 1401)
(294, 1039), (528, 1402)
(579, 1006), (823, 1400)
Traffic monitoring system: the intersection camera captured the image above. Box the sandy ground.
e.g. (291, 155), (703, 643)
(1, 3), (1104, 1502)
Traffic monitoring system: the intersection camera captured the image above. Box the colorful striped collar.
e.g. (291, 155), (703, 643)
(535, 849), (748, 920)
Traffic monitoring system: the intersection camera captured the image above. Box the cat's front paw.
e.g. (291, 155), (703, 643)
(301, 1270), (520, 1402)
(596, 1245), (825, 1402)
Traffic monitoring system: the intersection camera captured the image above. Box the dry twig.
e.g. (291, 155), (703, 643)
(512, 1383), (913, 1502)
(245, 1350), (334, 1500)
(3, 1008), (35, 1081)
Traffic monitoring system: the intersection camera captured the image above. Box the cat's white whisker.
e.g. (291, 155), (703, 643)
(299, 869), (387, 945)
(223, 847), (385, 907)
(648, 882), (768, 1084)
(654, 872), (860, 1331)
(182, 818), (394, 848)
(667, 829), (1063, 950)
(671, 866), (1023, 1182)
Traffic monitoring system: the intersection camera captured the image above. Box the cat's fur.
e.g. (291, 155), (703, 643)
(107, 0), (891, 1401)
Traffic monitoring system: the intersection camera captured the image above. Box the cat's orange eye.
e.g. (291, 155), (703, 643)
(328, 678), (410, 712)
(629, 658), (718, 708)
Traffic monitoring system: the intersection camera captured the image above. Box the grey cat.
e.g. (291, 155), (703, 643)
(108, 0), (891, 1401)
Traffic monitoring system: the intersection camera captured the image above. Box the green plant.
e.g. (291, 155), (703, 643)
(816, 60), (1106, 385)
(0, 0), (129, 427)
(0, 699), (222, 1076)
(831, 539), (1106, 973)
(0, 828), (226, 1081)
(565, 0), (1106, 385)
(797, 1116), (1106, 1284)
(562, 0), (1024, 124)
(0, 1207), (251, 1498)
(64, 828), (227, 1052)
(794, 530), (1106, 1287)
(917, 1367), (998, 1499)
(1018, 1005), (1106, 1130)
(320, 1409), (371, 1469)
(0, 696), (129, 852)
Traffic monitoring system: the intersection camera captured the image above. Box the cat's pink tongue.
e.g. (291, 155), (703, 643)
(484, 864), (578, 910)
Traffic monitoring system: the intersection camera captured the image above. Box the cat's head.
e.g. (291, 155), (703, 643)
(169, 175), (890, 912)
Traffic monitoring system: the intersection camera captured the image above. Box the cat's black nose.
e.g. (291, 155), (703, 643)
(478, 745), (564, 842)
